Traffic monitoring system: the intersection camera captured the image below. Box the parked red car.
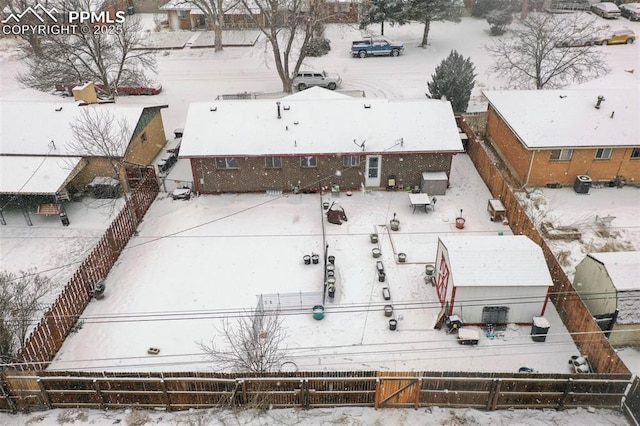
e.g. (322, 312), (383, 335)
(55, 82), (162, 96)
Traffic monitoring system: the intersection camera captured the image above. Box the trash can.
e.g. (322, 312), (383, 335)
(573, 175), (592, 194)
(531, 316), (550, 342)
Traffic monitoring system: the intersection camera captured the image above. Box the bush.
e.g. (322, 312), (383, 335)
(305, 37), (331, 57)
(487, 10), (513, 36)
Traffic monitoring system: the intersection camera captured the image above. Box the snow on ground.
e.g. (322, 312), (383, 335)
(0, 405), (631, 426)
(0, 11), (639, 423)
(42, 154), (577, 374)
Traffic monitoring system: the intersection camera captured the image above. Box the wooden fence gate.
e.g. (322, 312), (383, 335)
(374, 373), (420, 409)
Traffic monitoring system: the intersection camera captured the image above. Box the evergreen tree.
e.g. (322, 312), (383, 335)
(359, 0), (408, 36)
(427, 50), (477, 113)
(407, 0), (464, 47)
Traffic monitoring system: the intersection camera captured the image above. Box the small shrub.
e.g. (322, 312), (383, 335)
(305, 37), (331, 57)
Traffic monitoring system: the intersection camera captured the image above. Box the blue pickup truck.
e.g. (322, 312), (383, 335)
(351, 37), (404, 58)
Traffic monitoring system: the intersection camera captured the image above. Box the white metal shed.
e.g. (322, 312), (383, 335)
(434, 235), (553, 325)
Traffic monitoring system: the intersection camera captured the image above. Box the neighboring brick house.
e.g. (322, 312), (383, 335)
(160, 0), (263, 30)
(483, 88), (639, 187)
(179, 87), (464, 194)
(573, 251), (640, 347)
(0, 100), (167, 204)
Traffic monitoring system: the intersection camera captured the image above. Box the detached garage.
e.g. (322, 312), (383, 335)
(434, 235), (553, 325)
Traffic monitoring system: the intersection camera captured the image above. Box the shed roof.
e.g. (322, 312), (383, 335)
(179, 87), (464, 157)
(483, 88), (639, 149)
(438, 235), (552, 288)
(587, 251), (640, 292)
(0, 156), (82, 195)
(0, 101), (148, 157)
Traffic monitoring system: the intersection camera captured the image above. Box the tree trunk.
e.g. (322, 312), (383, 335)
(420, 19), (431, 47)
(214, 0), (225, 52)
(521, 0), (529, 19)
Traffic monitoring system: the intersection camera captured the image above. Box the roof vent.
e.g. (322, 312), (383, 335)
(55, 106), (63, 111)
(595, 96), (604, 109)
(283, 105), (290, 111)
(210, 106), (217, 112)
(364, 104), (371, 109)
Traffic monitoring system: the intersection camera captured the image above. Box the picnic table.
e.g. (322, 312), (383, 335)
(408, 193), (431, 213)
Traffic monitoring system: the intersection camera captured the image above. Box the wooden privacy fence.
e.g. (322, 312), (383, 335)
(0, 370), (631, 412)
(458, 116), (630, 376)
(13, 168), (160, 370)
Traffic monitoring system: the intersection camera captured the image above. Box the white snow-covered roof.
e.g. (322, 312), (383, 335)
(588, 251), (640, 292)
(483, 88), (639, 149)
(0, 101), (147, 157)
(439, 235), (553, 288)
(179, 88), (463, 157)
(0, 156), (82, 194)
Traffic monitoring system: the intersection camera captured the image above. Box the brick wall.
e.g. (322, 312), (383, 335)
(192, 153), (454, 193)
(486, 106), (640, 187)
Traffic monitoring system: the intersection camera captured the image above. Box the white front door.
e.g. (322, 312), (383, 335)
(365, 155), (381, 187)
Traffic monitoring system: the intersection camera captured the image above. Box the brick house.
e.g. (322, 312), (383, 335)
(179, 87), (464, 194)
(0, 100), (167, 206)
(483, 88), (639, 187)
(160, 0), (264, 30)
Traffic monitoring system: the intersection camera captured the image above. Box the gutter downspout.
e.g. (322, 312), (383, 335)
(522, 150), (536, 190)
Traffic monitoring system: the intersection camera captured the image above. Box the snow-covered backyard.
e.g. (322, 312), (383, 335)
(0, 8), (639, 425)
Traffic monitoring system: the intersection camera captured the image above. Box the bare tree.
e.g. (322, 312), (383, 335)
(18, 0), (156, 98)
(0, 269), (51, 364)
(199, 309), (287, 373)
(68, 107), (135, 218)
(486, 13), (609, 89)
(239, 0), (327, 92)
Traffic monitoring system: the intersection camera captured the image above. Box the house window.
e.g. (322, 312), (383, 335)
(343, 155), (360, 167)
(177, 10), (188, 19)
(594, 148), (612, 160)
(216, 157), (238, 169)
(549, 149), (573, 161)
(265, 157), (282, 168)
(300, 156), (317, 168)
(630, 147), (640, 159)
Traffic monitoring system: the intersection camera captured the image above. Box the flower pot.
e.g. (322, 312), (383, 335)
(323, 202), (330, 210)
(327, 277), (336, 287)
(378, 271), (386, 282)
(328, 285), (335, 298)
(312, 305), (325, 320)
(372, 248), (381, 258)
(303, 255), (311, 265)
(397, 253), (407, 263)
(425, 265), (435, 277)
(455, 217), (465, 229)
(312, 254), (320, 264)
(326, 264), (335, 274)
(384, 305), (393, 317)
(370, 233), (379, 243)
(390, 220), (400, 231)
(389, 319), (397, 330)
(328, 255), (335, 264)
